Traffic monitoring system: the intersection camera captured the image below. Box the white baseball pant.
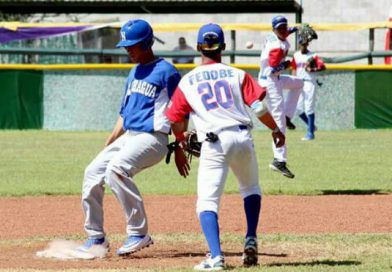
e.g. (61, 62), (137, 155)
(81, 131), (168, 239)
(259, 74), (304, 162)
(297, 80), (316, 115)
(196, 126), (262, 216)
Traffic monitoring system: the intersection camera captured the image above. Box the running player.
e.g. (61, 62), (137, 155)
(78, 19), (183, 256)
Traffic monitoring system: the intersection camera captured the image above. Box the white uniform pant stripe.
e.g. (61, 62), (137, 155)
(82, 131), (168, 239)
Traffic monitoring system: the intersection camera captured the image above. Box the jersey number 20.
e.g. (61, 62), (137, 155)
(198, 80), (233, 111)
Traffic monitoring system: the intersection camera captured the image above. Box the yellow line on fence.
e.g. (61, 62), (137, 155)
(2, 22), (392, 31)
(1, 64), (392, 71)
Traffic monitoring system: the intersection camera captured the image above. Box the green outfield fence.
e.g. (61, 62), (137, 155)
(0, 64), (391, 130)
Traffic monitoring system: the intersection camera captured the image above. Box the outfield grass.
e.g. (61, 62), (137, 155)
(0, 129), (391, 196)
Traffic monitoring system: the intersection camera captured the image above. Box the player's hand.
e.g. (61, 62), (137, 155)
(288, 26), (298, 34)
(174, 146), (190, 178)
(272, 129), (285, 148)
(272, 60), (291, 75)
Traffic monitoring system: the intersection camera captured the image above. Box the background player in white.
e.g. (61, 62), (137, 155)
(258, 15), (304, 179)
(290, 36), (326, 140)
(166, 23), (285, 270)
(78, 19), (182, 256)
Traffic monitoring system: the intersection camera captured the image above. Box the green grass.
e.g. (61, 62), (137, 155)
(0, 129), (391, 196)
(1, 233), (391, 271)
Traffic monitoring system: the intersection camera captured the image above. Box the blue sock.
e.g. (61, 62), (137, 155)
(244, 194), (261, 238)
(200, 211), (222, 258)
(308, 113), (315, 135)
(299, 112), (308, 125)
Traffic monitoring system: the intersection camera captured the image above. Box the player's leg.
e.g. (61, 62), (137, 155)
(296, 91), (309, 125)
(282, 75), (304, 120)
(79, 134), (127, 251)
(263, 78), (294, 178)
(105, 131), (168, 255)
(228, 129), (261, 266)
(263, 78), (286, 160)
(194, 138), (230, 270)
(303, 81), (316, 140)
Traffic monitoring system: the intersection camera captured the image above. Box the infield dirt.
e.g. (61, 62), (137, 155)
(1, 195), (391, 269)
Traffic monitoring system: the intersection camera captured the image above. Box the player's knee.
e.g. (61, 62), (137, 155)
(305, 109), (314, 115)
(196, 199), (219, 217)
(240, 184), (262, 199)
(84, 163), (99, 180)
(105, 162), (125, 186)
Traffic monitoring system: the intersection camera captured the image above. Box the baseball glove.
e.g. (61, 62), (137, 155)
(185, 130), (201, 159)
(306, 56), (317, 69)
(298, 23), (318, 45)
(165, 130), (201, 165)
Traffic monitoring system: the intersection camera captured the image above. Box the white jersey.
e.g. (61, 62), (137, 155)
(167, 62), (266, 139)
(292, 50), (319, 81)
(259, 33), (290, 78)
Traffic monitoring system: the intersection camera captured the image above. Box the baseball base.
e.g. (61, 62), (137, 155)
(36, 240), (108, 260)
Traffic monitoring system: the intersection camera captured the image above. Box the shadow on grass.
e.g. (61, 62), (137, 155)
(268, 259), (361, 267)
(140, 250), (287, 259)
(321, 189), (386, 195)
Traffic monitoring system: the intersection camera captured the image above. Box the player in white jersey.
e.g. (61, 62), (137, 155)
(258, 15), (304, 179)
(77, 19), (183, 256)
(166, 23), (285, 270)
(291, 39), (326, 140)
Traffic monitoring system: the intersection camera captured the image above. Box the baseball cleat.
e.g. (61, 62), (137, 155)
(77, 237), (109, 253)
(194, 254), (225, 271)
(285, 116), (296, 130)
(116, 234), (153, 256)
(301, 133), (315, 141)
(269, 159), (295, 179)
(242, 236), (258, 267)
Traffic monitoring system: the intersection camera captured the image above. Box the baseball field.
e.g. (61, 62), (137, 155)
(1, 129), (391, 271)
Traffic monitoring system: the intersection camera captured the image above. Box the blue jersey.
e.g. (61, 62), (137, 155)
(120, 58), (181, 133)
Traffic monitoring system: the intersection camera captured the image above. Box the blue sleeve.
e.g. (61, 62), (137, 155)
(166, 71), (181, 98)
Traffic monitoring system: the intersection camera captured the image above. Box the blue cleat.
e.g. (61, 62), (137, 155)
(302, 132), (315, 141)
(116, 234), (153, 256)
(77, 237), (109, 252)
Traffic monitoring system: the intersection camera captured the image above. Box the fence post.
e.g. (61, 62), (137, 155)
(230, 30), (236, 64)
(368, 28), (374, 65)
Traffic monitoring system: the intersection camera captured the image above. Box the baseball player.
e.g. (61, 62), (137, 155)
(291, 37), (326, 140)
(77, 19), (182, 256)
(258, 15), (304, 179)
(166, 23), (285, 270)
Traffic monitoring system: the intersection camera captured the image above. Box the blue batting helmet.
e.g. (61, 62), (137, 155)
(116, 19), (154, 49)
(197, 23), (225, 51)
(272, 16), (288, 29)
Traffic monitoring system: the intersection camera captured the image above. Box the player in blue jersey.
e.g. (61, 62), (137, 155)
(77, 19), (186, 256)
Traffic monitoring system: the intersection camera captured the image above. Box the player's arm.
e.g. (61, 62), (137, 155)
(105, 115), (125, 147)
(291, 57), (297, 76)
(166, 86), (193, 177)
(314, 55), (326, 71)
(269, 48), (291, 75)
(242, 73), (285, 147)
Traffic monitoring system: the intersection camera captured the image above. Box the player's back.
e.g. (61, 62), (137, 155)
(178, 63), (253, 135)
